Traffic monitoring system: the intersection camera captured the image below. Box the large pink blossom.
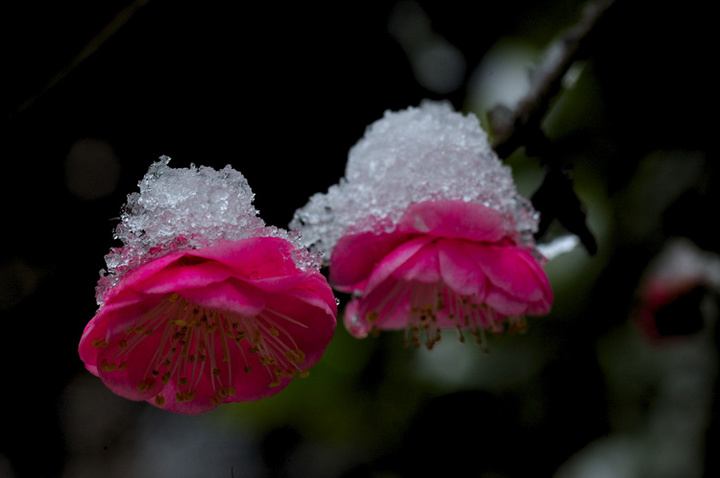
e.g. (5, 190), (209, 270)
(291, 101), (553, 348)
(80, 237), (336, 414)
(79, 158), (336, 413)
(332, 200), (552, 348)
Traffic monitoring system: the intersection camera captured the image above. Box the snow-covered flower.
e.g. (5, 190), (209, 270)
(79, 158), (337, 414)
(291, 101), (552, 348)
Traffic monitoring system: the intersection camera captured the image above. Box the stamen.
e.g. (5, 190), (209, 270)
(95, 292), (312, 406)
(362, 279), (519, 350)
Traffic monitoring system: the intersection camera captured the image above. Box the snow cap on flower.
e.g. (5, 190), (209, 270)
(81, 157), (336, 414)
(291, 100), (540, 261)
(98, 156), (319, 304)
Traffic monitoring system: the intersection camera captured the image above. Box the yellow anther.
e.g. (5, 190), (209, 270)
(260, 356), (276, 365)
(252, 329), (263, 344)
(168, 292), (180, 303)
(285, 348), (305, 364)
(119, 339), (128, 350)
(137, 378), (156, 392)
(100, 359), (116, 371)
(175, 391), (196, 403)
(92, 338), (108, 348)
(268, 381), (281, 388)
(174, 319), (187, 327)
(269, 327), (280, 337)
(299, 370), (310, 378)
(366, 311), (379, 322)
(154, 395), (165, 406)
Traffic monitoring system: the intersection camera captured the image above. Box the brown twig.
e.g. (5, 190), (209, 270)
(490, 0), (616, 159)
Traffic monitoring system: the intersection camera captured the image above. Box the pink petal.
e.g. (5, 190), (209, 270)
(329, 230), (412, 292)
(133, 260), (234, 294)
(343, 294), (410, 339)
(484, 289), (535, 316)
(188, 237), (299, 280)
(278, 274), (339, 322)
(464, 242), (552, 314)
(179, 278), (265, 317)
(392, 241), (441, 284)
(79, 295), (166, 369)
(362, 235), (436, 295)
(398, 200), (507, 242)
(436, 239), (486, 298)
(355, 277), (414, 330)
(100, 250), (187, 303)
(261, 287), (337, 367)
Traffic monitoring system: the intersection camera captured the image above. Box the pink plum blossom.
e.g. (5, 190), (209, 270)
(79, 158), (336, 413)
(333, 200), (552, 348)
(635, 238), (720, 340)
(291, 101), (553, 349)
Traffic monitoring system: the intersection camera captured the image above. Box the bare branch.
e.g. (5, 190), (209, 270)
(490, 0), (616, 159)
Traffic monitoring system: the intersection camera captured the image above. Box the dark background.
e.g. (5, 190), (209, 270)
(1, 1), (716, 477)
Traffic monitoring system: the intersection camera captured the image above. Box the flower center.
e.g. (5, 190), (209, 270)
(360, 280), (527, 350)
(96, 292), (308, 407)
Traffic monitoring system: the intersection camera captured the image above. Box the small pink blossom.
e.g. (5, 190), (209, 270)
(635, 238), (720, 340)
(79, 158), (336, 413)
(333, 200), (552, 348)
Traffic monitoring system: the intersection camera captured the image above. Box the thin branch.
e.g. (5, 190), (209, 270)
(4, 0), (152, 124)
(490, 0), (616, 159)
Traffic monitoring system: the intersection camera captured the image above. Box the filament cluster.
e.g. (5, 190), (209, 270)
(93, 292), (308, 407)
